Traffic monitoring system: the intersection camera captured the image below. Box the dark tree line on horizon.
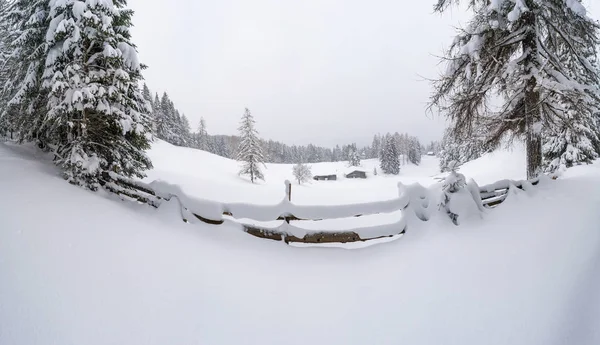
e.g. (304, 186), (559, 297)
(142, 84), (435, 166)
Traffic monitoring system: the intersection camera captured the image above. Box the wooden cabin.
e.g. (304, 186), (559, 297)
(345, 170), (367, 179)
(313, 174), (337, 181)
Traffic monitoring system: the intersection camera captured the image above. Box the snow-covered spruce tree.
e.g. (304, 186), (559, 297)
(141, 83), (156, 136)
(439, 126), (487, 172)
(347, 143), (361, 167)
(195, 117), (209, 150)
(408, 136), (422, 165)
(237, 108), (265, 183)
(380, 135), (400, 175)
(542, 38), (600, 172)
(0, 0), (49, 142)
(179, 113), (191, 145)
(156, 92), (177, 144)
(292, 161), (312, 185)
(543, 108), (600, 172)
(332, 145), (342, 161)
(42, 0), (152, 189)
(430, 0), (600, 180)
(0, 1), (11, 138)
(371, 134), (382, 159)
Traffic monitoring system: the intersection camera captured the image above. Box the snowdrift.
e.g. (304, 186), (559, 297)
(2, 142), (600, 345)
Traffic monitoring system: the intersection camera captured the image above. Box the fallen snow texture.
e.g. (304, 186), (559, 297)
(399, 182), (438, 222)
(150, 180), (225, 221)
(447, 188), (482, 223)
(2, 142), (600, 345)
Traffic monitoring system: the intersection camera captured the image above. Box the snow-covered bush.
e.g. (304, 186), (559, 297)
(292, 162), (312, 185)
(440, 170), (482, 225)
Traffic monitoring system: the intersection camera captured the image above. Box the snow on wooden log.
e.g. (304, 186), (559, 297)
(479, 176), (542, 207)
(242, 218), (407, 244)
(102, 181), (161, 208)
(479, 177), (540, 194)
(150, 181), (225, 223)
(106, 172), (159, 197)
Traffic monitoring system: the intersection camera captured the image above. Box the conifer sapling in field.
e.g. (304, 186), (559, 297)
(237, 108), (266, 183)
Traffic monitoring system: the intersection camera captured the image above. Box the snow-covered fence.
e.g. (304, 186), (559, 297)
(107, 177), (414, 244)
(105, 173), (546, 244)
(479, 177), (543, 208)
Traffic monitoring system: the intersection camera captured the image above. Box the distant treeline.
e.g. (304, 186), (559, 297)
(143, 85), (438, 164)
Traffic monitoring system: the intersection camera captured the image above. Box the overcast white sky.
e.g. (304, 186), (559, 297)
(128, 0), (599, 148)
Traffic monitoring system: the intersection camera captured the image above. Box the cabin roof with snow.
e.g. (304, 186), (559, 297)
(313, 174), (337, 181)
(345, 170), (367, 179)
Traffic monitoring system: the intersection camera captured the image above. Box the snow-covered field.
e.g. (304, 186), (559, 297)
(2, 141), (600, 345)
(145, 140), (528, 205)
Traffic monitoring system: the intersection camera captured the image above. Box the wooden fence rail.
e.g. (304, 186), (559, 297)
(479, 177), (540, 208)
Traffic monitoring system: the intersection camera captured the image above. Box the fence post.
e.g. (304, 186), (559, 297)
(284, 180), (292, 223)
(284, 180), (291, 202)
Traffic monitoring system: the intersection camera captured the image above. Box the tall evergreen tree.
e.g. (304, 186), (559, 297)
(543, 110), (599, 172)
(380, 136), (400, 175)
(0, 0), (49, 142)
(430, 0), (600, 179)
(332, 145), (342, 162)
(196, 117), (209, 150)
(371, 134), (382, 159)
(157, 92), (179, 144)
(347, 143), (361, 167)
(542, 31), (600, 171)
(140, 83), (156, 136)
(179, 113), (191, 146)
(142, 83), (152, 105)
(0, 0), (13, 138)
(439, 126), (486, 172)
(237, 108), (265, 183)
(408, 136), (422, 165)
(41, 0), (152, 189)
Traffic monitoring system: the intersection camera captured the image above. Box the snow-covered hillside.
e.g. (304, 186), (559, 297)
(1, 141), (600, 345)
(145, 140), (527, 204)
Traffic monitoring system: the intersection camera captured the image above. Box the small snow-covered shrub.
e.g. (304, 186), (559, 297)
(292, 163), (312, 185)
(440, 171), (482, 225)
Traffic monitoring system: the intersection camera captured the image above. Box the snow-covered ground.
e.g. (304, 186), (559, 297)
(1, 141), (600, 345)
(144, 140), (528, 204)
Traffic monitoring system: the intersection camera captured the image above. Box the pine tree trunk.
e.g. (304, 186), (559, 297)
(523, 5), (543, 180)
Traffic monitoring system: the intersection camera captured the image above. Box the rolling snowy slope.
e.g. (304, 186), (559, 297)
(144, 140), (527, 205)
(1, 141), (600, 345)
